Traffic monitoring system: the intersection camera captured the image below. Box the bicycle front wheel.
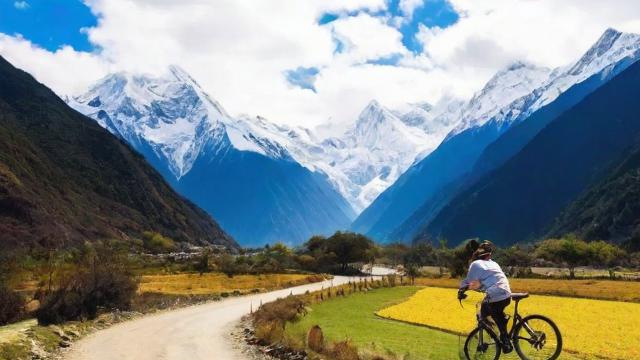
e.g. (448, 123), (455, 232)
(464, 326), (501, 360)
(514, 314), (562, 360)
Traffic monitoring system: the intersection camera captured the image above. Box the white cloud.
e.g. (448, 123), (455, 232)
(399, 0), (424, 19)
(330, 13), (407, 63)
(0, 34), (108, 95)
(1, 0), (640, 133)
(13, 1), (29, 10)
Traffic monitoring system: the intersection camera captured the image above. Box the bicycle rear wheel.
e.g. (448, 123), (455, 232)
(464, 326), (501, 360)
(514, 314), (562, 360)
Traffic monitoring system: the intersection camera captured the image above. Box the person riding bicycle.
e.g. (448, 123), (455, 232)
(458, 241), (513, 354)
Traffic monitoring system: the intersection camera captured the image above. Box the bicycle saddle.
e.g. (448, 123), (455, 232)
(511, 292), (529, 300)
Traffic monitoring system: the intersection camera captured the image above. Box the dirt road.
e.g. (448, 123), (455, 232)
(65, 276), (352, 360)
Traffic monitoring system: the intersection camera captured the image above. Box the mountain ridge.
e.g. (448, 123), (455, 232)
(0, 56), (237, 250)
(353, 28), (640, 243)
(423, 58), (640, 246)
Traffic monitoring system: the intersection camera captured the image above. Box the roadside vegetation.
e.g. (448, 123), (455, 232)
(284, 286), (460, 360)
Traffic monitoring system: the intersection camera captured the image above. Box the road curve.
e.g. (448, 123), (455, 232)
(65, 276), (353, 360)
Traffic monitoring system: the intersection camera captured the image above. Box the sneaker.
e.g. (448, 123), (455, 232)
(500, 335), (513, 354)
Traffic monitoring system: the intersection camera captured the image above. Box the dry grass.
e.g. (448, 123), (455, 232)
(377, 287), (640, 360)
(332, 340), (360, 360)
(413, 277), (640, 302)
(138, 273), (323, 295)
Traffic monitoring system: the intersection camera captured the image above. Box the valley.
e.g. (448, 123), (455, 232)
(2, 5), (640, 359)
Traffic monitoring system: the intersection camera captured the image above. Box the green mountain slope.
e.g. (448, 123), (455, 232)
(549, 143), (640, 251)
(0, 56), (237, 250)
(422, 59), (640, 246)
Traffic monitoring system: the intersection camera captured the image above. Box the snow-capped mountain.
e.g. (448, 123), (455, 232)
(454, 28), (640, 138)
(69, 64), (462, 221)
(69, 66), (291, 179)
(448, 61), (551, 137)
(319, 100), (454, 211)
(353, 28), (640, 243)
(69, 67), (355, 246)
(392, 96), (465, 136)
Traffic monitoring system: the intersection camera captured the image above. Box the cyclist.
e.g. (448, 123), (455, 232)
(458, 241), (513, 353)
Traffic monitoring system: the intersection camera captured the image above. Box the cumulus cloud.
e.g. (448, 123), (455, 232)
(399, 0), (424, 19)
(13, 1), (29, 10)
(1, 0), (640, 132)
(330, 13), (407, 63)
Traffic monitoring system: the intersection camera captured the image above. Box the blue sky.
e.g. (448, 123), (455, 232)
(286, 0), (459, 91)
(390, 0), (459, 52)
(319, 0), (459, 53)
(0, 0), (96, 51)
(0, 0), (457, 55)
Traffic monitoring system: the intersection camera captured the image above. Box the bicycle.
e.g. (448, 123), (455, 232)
(462, 293), (562, 360)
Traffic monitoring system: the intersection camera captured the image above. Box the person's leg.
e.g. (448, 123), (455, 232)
(487, 298), (512, 353)
(488, 298), (510, 337)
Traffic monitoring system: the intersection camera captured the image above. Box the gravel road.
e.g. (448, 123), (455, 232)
(64, 276), (353, 360)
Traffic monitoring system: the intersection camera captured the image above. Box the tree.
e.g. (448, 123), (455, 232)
(535, 235), (590, 279)
(587, 240), (626, 278)
(445, 239), (480, 278)
(364, 245), (382, 274)
(405, 264), (420, 285)
(325, 231), (374, 273)
(36, 241), (138, 325)
(215, 253), (237, 278)
(435, 238), (449, 276)
(383, 242), (410, 267)
(494, 245), (534, 277)
(142, 231), (177, 254)
(403, 243), (436, 267)
(0, 252), (24, 325)
(195, 250), (211, 275)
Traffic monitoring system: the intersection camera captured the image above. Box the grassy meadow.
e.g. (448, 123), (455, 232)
(286, 286), (462, 359)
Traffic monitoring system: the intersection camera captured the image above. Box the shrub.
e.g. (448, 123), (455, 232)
(332, 340), (360, 360)
(307, 325), (324, 352)
(0, 284), (24, 325)
(142, 231), (176, 254)
(253, 295), (308, 344)
(36, 242), (138, 325)
(254, 295), (306, 325)
(255, 320), (284, 343)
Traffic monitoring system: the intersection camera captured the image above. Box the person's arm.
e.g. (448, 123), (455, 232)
(460, 261), (481, 289)
(458, 262), (481, 299)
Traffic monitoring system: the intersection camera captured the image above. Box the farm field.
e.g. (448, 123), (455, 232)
(413, 277), (640, 302)
(377, 287), (639, 360)
(285, 287), (584, 360)
(418, 266), (640, 280)
(138, 273), (322, 295)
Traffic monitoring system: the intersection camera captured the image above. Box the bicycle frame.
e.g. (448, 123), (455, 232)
(475, 298), (539, 344)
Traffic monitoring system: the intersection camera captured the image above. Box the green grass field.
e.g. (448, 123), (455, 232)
(286, 287), (585, 360)
(287, 286), (461, 359)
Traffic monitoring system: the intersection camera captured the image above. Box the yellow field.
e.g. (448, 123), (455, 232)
(377, 287), (640, 360)
(138, 273), (322, 295)
(413, 277), (640, 302)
